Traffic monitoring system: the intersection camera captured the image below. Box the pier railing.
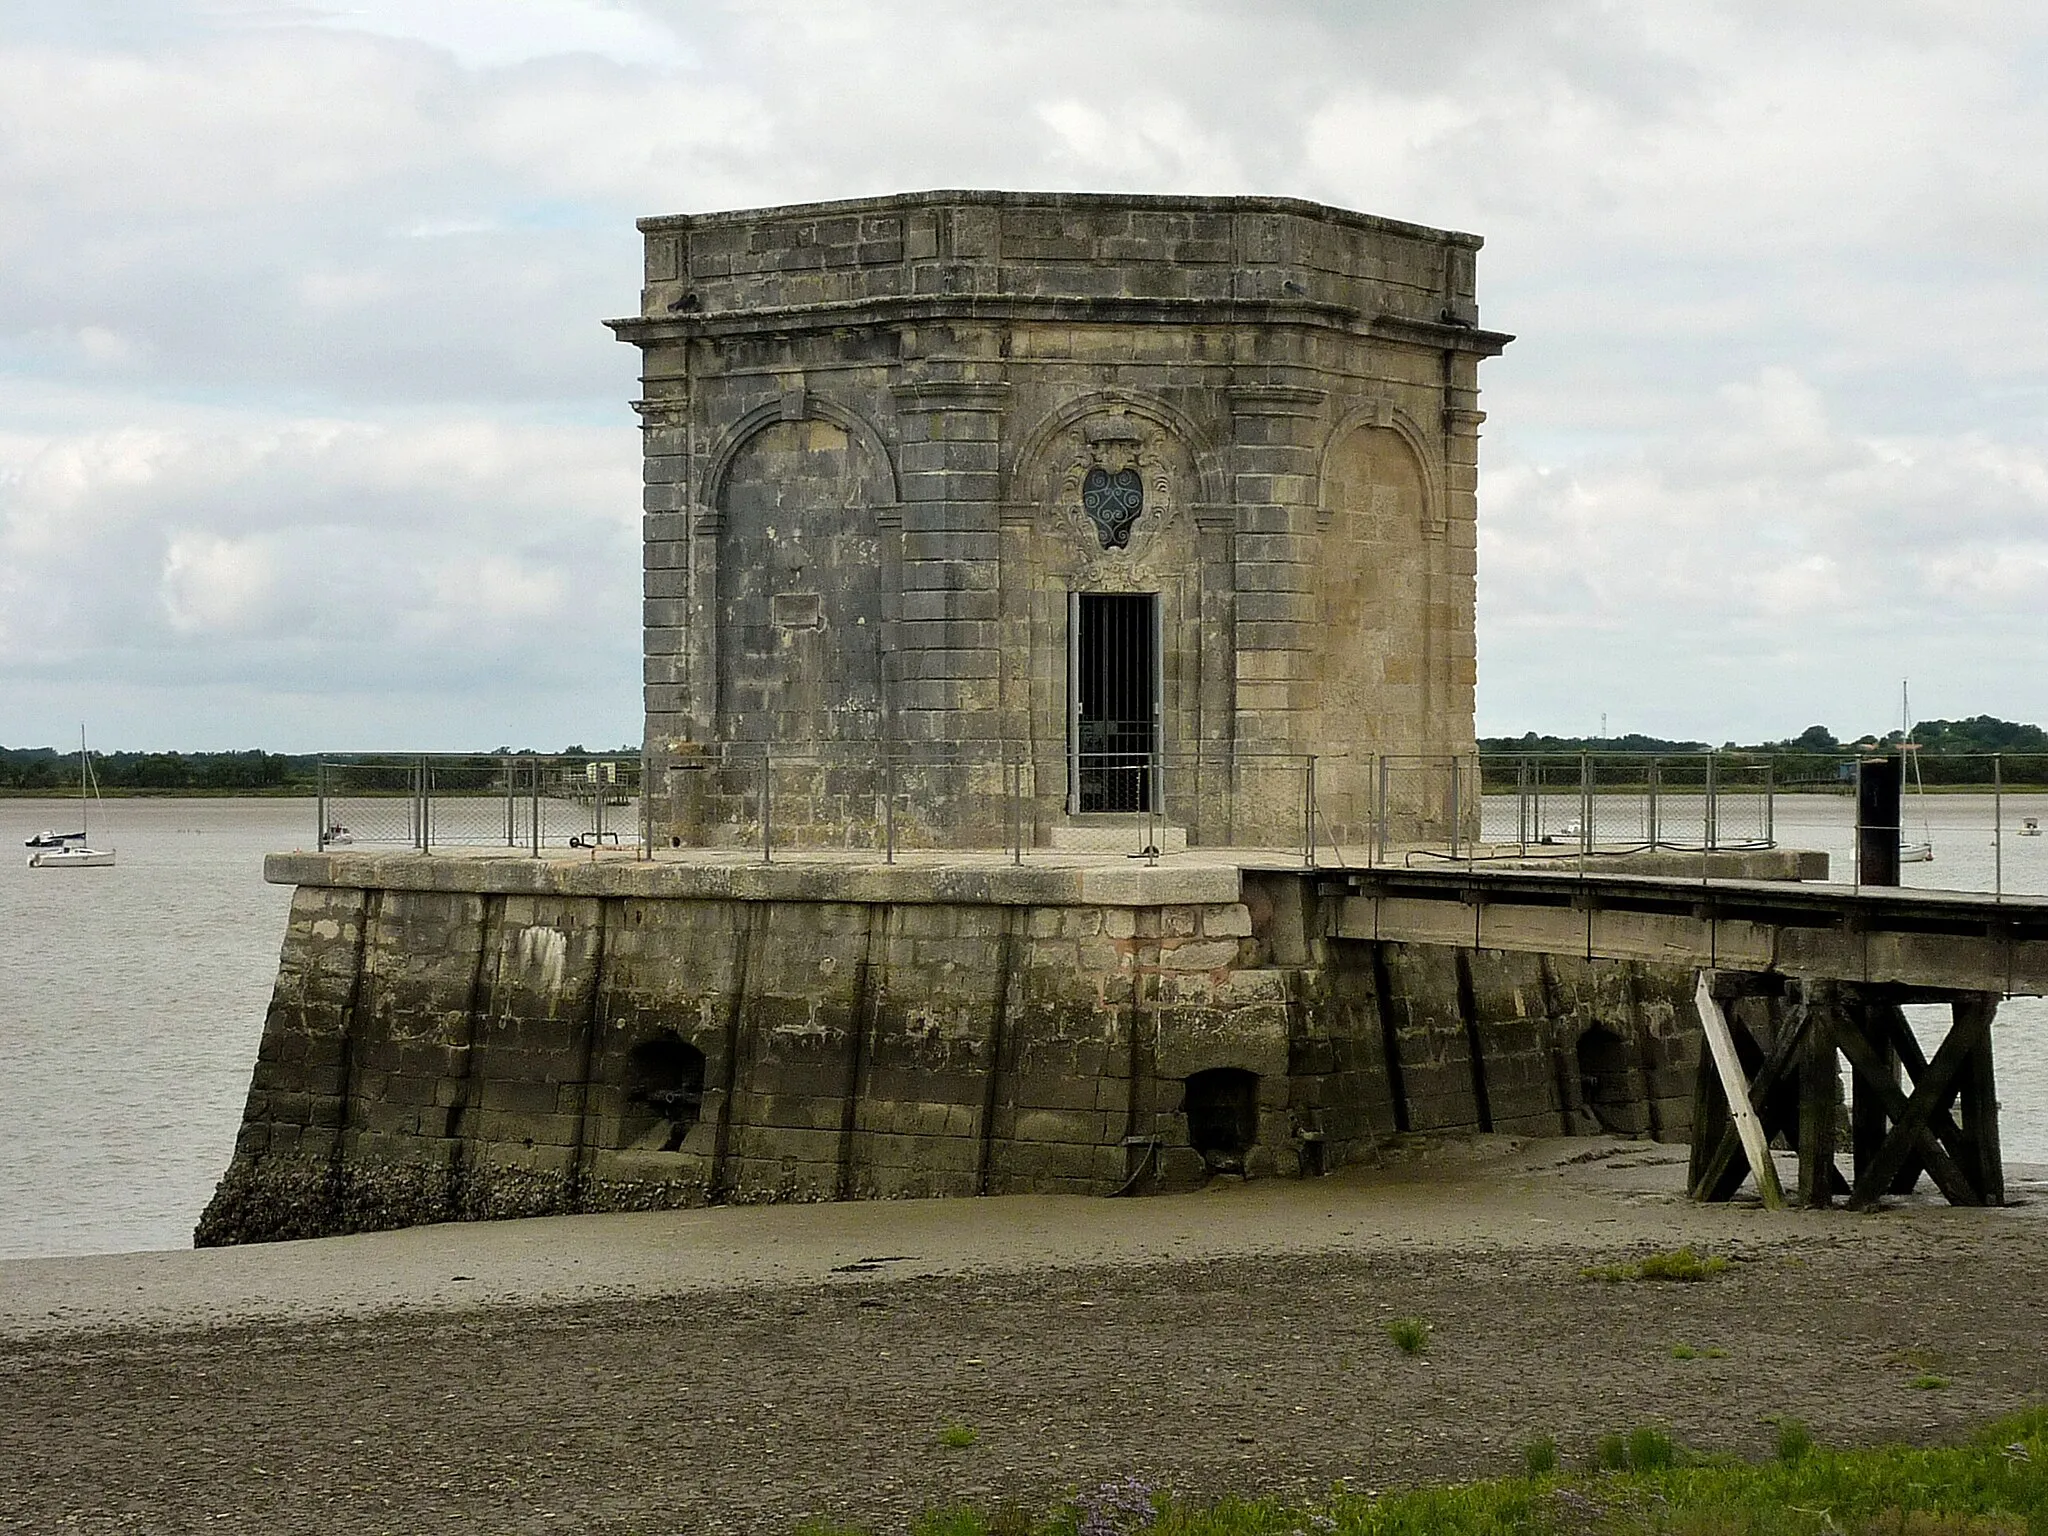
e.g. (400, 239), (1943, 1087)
(315, 754), (647, 856)
(306, 747), (2048, 898)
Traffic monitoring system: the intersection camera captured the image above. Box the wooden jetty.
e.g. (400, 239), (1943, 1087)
(1324, 857), (2041, 1210)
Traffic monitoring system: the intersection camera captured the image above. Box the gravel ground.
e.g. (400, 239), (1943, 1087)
(4, 1143), (2044, 1534)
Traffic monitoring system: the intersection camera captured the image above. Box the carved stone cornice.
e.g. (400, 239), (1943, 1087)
(889, 381), (1011, 413)
(1226, 385), (1328, 417)
(630, 396), (691, 429)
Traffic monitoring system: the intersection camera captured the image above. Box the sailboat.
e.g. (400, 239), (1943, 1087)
(1899, 681), (1934, 864)
(27, 729), (116, 869)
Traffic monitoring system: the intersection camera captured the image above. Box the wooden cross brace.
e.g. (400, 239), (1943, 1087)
(1836, 994), (2002, 1210)
(1688, 971), (2002, 1211)
(1687, 974), (1845, 1207)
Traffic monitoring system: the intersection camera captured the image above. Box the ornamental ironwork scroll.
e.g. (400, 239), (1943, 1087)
(1080, 465), (1144, 549)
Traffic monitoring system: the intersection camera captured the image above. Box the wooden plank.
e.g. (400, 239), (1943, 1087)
(1693, 972), (1784, 1209)
(1849, 1001), (1897, 1186)
(1839, 1006), (1988, 1208)
(1687, 1024), (1730, 1196)
(1954, 994), (2004, 1207)
(1796, 981), (1840, 1209)
(1697, 998), (1802, 1202)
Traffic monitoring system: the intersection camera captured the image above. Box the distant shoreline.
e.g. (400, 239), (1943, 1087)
(0, 788), (316, 800)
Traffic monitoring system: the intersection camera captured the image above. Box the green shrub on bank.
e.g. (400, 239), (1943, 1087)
(880, 1407), (2048, 1536)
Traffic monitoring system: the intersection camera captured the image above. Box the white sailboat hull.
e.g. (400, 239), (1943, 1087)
(1899, 841), (1934, 864)
(27, 845), (115, 868)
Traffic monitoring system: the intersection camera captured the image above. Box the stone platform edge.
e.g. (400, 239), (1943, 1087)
(262, 851), (1248, 907)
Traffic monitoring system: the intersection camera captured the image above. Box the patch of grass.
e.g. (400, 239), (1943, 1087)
(866, 1406), (2048, 1536)
(1912, 1374), (1951, 1391)
(1889, 1347), (1948, 1372)
(1637, 1246), (1732, 1282)
(1584, 1247), (1731, 1284)
(1522, 1435), (1558, 1477)
(1383, 1316), (1431, 1355)
(1627, 1425), (1679, 1472)
(1775, 1417), (1814, 1464)
(1593, 1426), (1681, 1474)
(1671, 1342), (1731, 1361)
(936, 1423), (979, 1449)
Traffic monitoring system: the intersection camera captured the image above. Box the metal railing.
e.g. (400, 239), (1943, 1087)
(315, 754), (647, 857)
(306, 746), (2048, 899)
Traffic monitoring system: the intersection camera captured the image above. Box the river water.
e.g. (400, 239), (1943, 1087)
(0, 793), (2043, 1260)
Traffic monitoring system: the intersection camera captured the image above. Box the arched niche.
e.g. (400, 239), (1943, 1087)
(1315, 416), (1434, 751)
(711, 403), (895, 744)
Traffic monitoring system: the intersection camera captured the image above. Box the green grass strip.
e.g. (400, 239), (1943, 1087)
(882, 1406), (2048, 1536)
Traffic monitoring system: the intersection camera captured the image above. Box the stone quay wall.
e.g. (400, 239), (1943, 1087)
(196, 853), (1700, 1246)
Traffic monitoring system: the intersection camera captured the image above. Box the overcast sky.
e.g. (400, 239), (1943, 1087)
(1, 0), (2043, 751)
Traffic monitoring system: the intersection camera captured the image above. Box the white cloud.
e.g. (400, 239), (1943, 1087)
(161, 532), (281, 635)
(0, 0), (2044, 748)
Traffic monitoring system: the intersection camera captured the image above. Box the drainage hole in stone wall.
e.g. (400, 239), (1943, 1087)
(1575, 1026), (1633, 1135)
(624, 1035), (707, 1151)
(1184, 1067), (1260, 1174)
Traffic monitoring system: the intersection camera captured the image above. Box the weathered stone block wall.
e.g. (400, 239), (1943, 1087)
(198, 860), (1698, 1246)
(610, 192), (1512, 853)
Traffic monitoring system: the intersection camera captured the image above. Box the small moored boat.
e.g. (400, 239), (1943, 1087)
(26, 728), (115, 870)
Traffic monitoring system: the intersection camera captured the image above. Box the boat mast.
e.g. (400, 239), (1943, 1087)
(79, 724), (88, 841)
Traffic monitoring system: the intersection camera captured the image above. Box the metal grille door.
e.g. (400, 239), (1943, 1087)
(1071, 592), (1158, 812)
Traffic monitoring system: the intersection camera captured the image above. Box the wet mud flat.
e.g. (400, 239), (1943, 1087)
(3, 1143), (2044, 1535)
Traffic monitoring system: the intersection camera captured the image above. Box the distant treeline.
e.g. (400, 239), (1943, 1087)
(0, 747), (316, 793)
(1483, 715), (2048, 757)
(1480, 716), (2048, 789)
(0, 746), (639, 795)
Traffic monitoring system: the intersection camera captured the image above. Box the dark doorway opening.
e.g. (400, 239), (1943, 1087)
(1072, 592), (1157, 812)
(1574, 1027), (1636, 1136)
(624, 1034), (707, 1151)
(1184, 1067), (1260, 1173)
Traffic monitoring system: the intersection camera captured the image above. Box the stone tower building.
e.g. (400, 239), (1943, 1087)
(608, 192), (1510, 850)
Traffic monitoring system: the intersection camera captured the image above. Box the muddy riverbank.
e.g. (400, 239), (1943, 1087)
(4, 1138), (2043, 1534)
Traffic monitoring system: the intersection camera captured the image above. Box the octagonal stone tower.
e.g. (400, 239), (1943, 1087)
(608, 191), (1510, 851)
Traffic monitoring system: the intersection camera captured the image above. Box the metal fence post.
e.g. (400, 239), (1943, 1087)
(1647, 756), (1660, 848)
(640, 753), (652, 861)
(503, 756), (515, 846)
(1446, 753), (1461, 862)
(417, 757), (430, 852)
(316, 760), (328, 851)
(1012, 753), (1026, 867)
(1704, 748), (1719, 852)
(1146, 750), (1160, 867)
(760, 748), (773, 864)
(1995, 753), (2004, 902)
(1578, 752), (1591, 877)
(1511, 756), (1526, 854)
(1302, 755), (1316, 870)
(1377, 754), (1390, 866)
(530, 757), (542, 857)
(884, 755), (896, 864)
(1763, 758), (1774, 848)
(1363, 752), (1378, 867)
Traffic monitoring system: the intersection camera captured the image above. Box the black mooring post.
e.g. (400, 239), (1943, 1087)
(1856, 755), (1902, 887)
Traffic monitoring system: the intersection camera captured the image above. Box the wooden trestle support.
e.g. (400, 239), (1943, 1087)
(1687, 970), (2004, 1210)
